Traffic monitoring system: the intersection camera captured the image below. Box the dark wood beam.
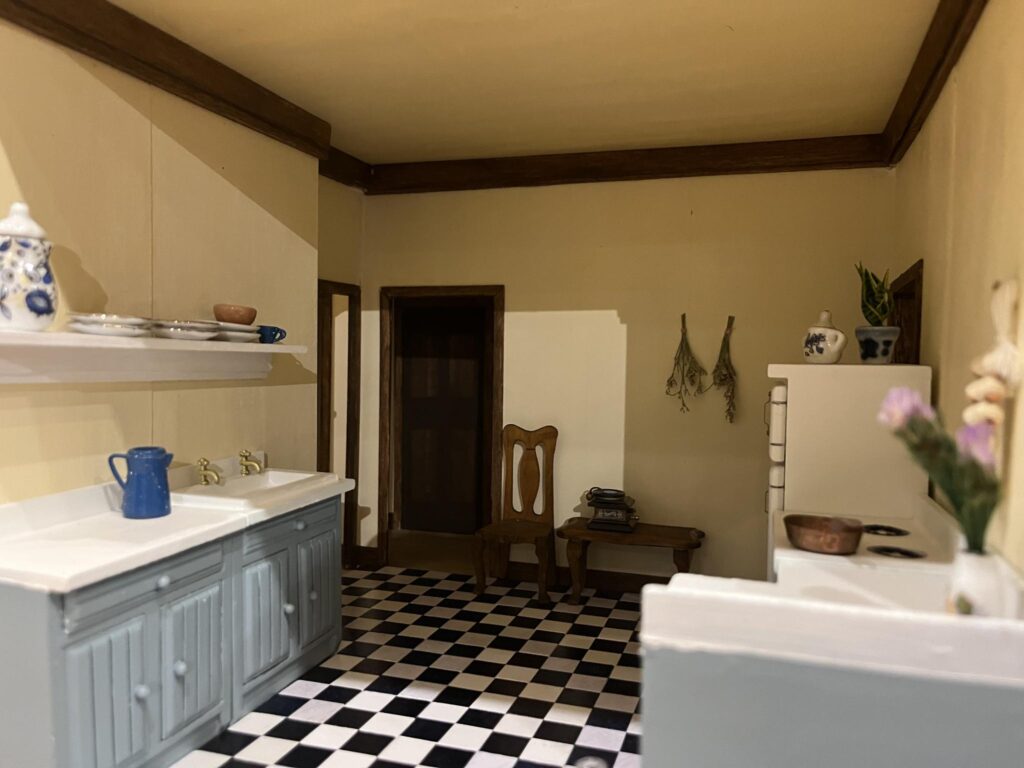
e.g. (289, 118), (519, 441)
(320, 147), (373, 191)
(882, 0), (989, 164)
(0, 0), (331, 159)
(365, 135), (887, 195)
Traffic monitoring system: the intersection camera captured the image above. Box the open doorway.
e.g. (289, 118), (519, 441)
(379, 286), (504, 570)
(317, 279), (361, 568)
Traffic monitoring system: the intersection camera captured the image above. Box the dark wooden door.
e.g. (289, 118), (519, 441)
(398, 303), (490, 533)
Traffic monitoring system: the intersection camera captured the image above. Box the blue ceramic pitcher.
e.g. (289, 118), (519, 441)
(108, 446), (173, 519)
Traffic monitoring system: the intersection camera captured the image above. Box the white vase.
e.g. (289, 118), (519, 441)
(0, 202), (58, 332)
(948, 550), (1015, 617)
(803, 310), (847, 364)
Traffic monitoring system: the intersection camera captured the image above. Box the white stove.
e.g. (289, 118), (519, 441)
(770, 496), (958, 612)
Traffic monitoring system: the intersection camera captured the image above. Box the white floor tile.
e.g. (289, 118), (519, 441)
(234, 736), (296, 764)
(227, 712), (284, 736)
(520, 737), (575, 766)
(420, 701), (466, 723)
(169, 751), (229, 768)
(300, 723), (357, 749)
(346, 690), (395, 712)
(494, 713), (543, 737)
(379, 735), (436, 764)
(362, 712), (415, 736)
(440, 723), (492, 750)
(578, 724), (628, 751)
(318, 750), (376, 768)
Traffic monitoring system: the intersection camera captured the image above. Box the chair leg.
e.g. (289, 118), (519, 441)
(496, 542), (510, 579)
(535, 536), (552, 604)
(473, 534), (488, 596)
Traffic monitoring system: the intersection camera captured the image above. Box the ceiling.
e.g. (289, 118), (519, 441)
(111, 0), (939, 164)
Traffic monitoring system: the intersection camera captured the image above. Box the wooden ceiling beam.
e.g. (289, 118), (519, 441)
(882, 0), (989, 164)
(364, 135), (888, 195)
(320, 147), (373, 192)
(0, 0), (332, 159)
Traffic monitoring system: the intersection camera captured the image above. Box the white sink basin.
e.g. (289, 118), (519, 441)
(171, 469), (339, 511)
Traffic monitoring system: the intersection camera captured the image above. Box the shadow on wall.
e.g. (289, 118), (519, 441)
(50, 247), (108, 316)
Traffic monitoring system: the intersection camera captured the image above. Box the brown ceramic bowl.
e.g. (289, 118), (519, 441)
(213, 304), (257, 325)
(784, 514), (863, 555)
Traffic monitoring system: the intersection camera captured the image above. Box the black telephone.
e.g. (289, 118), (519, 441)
(585, 488), (637, 532)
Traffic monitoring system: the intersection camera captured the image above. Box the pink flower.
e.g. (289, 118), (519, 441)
(956, 422), (997, 469)
(878, 387), (936, 429)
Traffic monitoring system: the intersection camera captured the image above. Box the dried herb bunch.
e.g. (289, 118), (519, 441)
(666, 313), (707, 412)
(712, 315), (738, 422)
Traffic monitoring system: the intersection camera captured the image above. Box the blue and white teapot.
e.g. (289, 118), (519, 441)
(0, 202), (58, 332)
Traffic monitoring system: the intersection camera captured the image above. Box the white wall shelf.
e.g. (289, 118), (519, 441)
(0, 331), (307, 383)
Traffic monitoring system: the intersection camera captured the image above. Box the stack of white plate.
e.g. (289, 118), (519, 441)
(213, 321), (259, 343)
(151, 319), (220, 341)
(67, 313), (152, 337)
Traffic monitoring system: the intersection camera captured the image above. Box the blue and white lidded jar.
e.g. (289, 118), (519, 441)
(0, 202), (58, 332)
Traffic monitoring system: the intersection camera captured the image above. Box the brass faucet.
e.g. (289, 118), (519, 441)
(197, 458), (221, 486)
(239, 450), (263, 476)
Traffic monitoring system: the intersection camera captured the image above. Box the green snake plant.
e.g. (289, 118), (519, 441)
(855, 263), (894, 326)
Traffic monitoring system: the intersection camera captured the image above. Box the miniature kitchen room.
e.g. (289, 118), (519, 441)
(1, 1), (1023, 767)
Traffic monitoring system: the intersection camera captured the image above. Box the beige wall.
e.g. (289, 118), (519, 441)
(357, 171), (895, 578)
(318, 177), (364, 285)
(893, 0), (1024, 569)
(0, 21), (319, 503)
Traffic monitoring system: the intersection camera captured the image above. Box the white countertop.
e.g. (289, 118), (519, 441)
(643, 572), (1024, 687)
(0, 468), (354, 593)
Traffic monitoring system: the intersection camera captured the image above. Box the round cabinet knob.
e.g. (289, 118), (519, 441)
(133, 684), (151, 701)
(283, 603), (296, 615)
(308, 591), (318, 602)
(172, 660), (188, 678)
(294, 520), (307, 532)
(155, 575), (171, 590)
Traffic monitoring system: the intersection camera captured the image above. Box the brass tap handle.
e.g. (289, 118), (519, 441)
(239, 450), (263, 476)
(196, 457), (221, 486)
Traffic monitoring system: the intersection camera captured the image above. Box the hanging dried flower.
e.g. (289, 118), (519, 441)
(665, 313), (707, 412)
(711, 315), (738, 422)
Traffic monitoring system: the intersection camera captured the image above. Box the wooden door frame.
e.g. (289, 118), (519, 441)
(317, 279), (361, 568)
(378, 285), (505, 566)
(891, 259), (924, 365)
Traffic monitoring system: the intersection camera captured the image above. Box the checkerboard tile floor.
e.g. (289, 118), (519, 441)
(174, 567), (642, 768)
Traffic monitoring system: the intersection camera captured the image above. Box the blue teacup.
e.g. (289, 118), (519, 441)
(258, 325), (287, 344)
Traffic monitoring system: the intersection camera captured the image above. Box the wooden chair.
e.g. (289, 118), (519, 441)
(473, 424), (558, 603)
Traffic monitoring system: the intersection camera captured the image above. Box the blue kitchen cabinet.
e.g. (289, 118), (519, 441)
(236, 500), (343, 714)
(298, 527), (340, 648)
(160, 581), (225, 739)
(65, 615), (150, 768)
(241, 549), (292, 683)
(0, 495), (342, 768)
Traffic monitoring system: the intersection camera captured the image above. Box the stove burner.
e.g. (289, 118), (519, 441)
(867, 545), (926, 559)
(863, 524), (910, 537)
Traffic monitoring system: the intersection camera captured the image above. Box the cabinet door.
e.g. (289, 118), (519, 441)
(241, 549), (292, 682)
(66, 615), (150, 768)
(160, 582), (224, 739)
(297, 528), (340, 648)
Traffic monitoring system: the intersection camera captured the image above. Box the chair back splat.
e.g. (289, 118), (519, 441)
(502, 424), (558, 525)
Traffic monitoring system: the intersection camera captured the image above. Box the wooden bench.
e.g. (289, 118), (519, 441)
(556, 516), (705, 603)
